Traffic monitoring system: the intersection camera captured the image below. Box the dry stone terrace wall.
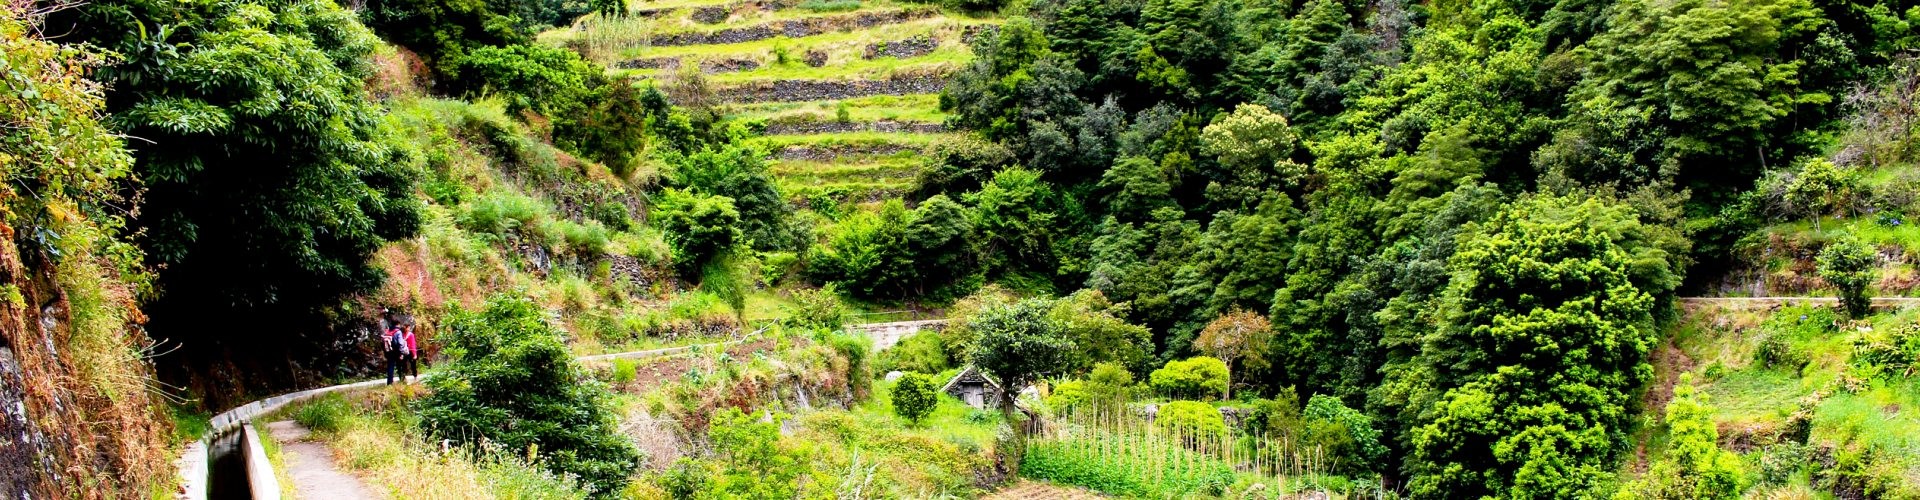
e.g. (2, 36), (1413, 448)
(763, 119), (944, 134)
(615, 57), (681, 70)
(864, 35), (938, 59)
(647, 8), (938, 46)
(717, 74), (946, 102)
(773, 143), (918, 161)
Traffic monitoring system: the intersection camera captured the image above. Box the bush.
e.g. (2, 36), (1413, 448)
(784, 285), (845, 330)
(1818, 238), (1877, 318)
(1150, 357), (1230, 400)
(1851, 322), (1920, 376)
(891, 373), (939, 425)
(1155, 400), (1226, 437)
(652, 188), (743, 272)
(875, 330), (951, 374)
(416, 295), (640, 496)
(1302, 395), (1387, 475)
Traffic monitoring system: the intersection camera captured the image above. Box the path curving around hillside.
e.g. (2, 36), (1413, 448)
(176, 321), (932, 498)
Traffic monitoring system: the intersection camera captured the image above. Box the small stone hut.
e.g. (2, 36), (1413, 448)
(941, 365), (1004, 409)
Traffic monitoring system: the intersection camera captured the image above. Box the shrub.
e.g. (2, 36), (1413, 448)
(1301, 395), (1387, 475)
(1818, 238), (1878, 318)
(891, 373), (939, 425)
(706, 408), (808, 497)
(652, 188), (743, 272)
(1084, 362), (1133, 409)
(1150, 357), (1230, 400)
(416, 295), (640, 495)
(611, 358), (638, 385)
(875, 330), (950, 374)
(823, 331), (872, 395)
(1851, 322), (1920, 376)
(1155, 400), (1226, 437)
(784, 285), (845, 330)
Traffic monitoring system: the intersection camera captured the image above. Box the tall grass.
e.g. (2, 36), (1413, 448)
(1024, 406), (1351, 498)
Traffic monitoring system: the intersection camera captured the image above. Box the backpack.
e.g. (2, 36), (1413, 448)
(387, 329), (406, 355)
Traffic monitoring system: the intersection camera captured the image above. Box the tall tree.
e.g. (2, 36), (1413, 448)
(1403, 193), (1680, 498)
(57, 0), (422, 393)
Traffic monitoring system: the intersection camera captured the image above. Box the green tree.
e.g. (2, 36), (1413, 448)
(1048, 290), (1153, 372)
(1615, 375), (1745, 499)
(60, 0), (422, 387)
(1404, 194), (1680, 499)
(966, 167), (1066, 277)
(891, 373), (940, 425)
(418, 295), (640, 495)
(906, 195), (979, 296)
(1577, 0), (1828, 188)
(805, 200), (915, 298)
(1150, 356), (1230, 400)
(667, 145), (799, 251)
(1818, 238), (1877, 318)
(653, 189), (743, 274)
(1784, 158), (1853, 231)
(1085, 362), (1135, 409)
(968, 298), (1076, 408)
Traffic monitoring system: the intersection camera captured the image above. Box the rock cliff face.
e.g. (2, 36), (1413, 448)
(0, 223), (173, 499)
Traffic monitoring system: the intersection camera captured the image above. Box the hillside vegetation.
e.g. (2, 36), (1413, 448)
(3, 0), (1919, 496)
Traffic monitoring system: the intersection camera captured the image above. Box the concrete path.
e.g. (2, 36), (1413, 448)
(265, 420), (380, 500)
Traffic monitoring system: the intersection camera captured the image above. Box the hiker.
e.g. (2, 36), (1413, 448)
(384, 323), (408, 385)
(402, 324), (420, 381)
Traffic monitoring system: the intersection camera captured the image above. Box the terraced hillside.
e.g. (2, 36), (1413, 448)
(543, 0), (996, 206)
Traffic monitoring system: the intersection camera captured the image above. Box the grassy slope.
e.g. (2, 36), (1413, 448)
(363, 46), (760, 357)
(1630, 302), (1920, 498)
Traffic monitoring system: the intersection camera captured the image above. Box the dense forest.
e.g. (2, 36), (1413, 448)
(1, 0), (1917, 495)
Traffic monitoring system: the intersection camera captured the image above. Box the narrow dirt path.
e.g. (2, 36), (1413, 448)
(265, 420), (381, 500)
(984, 480), (1107, 499)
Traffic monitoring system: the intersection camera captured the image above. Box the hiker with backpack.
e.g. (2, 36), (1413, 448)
(401, 324), (420, 381)
(384, 323), (409, 385)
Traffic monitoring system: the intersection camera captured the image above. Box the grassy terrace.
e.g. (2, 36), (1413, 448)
(548, 0), (993, 205)
(753, 130), (954, 149)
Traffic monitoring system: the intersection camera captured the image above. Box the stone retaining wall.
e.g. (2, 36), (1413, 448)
(773, 143), (918, 161)
(718, 75), (945, 103)
(864, 35), (939, 59)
